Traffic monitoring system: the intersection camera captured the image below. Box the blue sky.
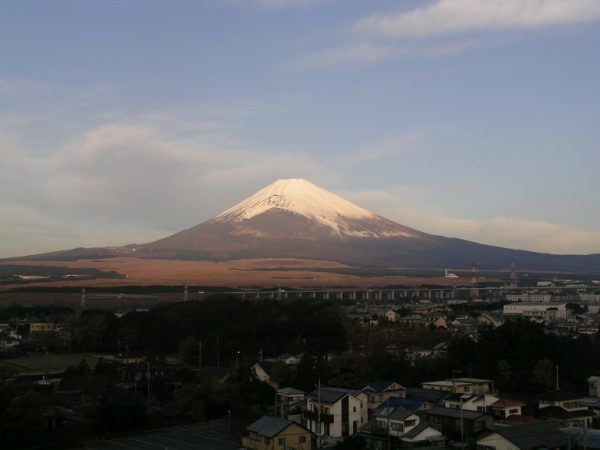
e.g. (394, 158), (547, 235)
(1, 0), (600, 257)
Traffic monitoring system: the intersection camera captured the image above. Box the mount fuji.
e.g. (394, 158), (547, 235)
(13, 179), (600, 271)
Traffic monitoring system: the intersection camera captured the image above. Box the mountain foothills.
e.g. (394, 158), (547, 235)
(11, 179), (600, 271)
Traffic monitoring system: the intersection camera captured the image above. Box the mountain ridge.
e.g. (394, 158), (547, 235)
(6, 179), (600, 272)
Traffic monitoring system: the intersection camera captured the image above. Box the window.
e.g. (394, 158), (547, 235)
(353, 406), (356, 412)
(278, 437), (285, 446)
(390, 422), (404, 431)
(404, 419), (416, 427)
(264, 438), (270, 445)
(298, 436), (306, 444)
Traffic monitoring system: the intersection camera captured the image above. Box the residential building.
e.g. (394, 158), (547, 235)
(537, 390), (593, 428)
(405, 387), (448, 409)
(422, 378), (493, 394)
(276, 387), (305, 419)
(304, 387), (368, 438)
(420, 406), (492, 443)
(505, 293), (552, 303)
(361, 380), (406, 413)
(29, 323), (55, 334)
(384, 309), (397, 322)
(251, 362), (276, 388)
(488, 399), (524, 419)
(242, 415), (317, 450)
(360, 405), (445, 448)
(0, 336), (20, 352)
(476, 421), (569, 450)
(503, 302), (568, 320)
(588, 376), (600, 398)
(443, 393), (499, 412)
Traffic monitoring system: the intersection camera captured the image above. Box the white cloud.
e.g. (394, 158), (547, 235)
(288, 0), (600, 69)
(347, 188), (600, 255)
(287, 44), (398, 70)
(0, 114), (339, 257)
(287, 37), (509, 70)
(355, 0), (600, 38)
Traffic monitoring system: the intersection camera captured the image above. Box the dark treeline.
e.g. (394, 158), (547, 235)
(448, 319), (600, 394)
(0, 305), (74, 321)
(73, 296), (347, 360)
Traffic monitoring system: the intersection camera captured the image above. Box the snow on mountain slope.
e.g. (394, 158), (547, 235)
(213, 179), (415, 238)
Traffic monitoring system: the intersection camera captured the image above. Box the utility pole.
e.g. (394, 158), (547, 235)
(386, 398), (391, 450)
(146, 362), (150, 406)
(460, 395), (465, 447)
(198, 340), (202, 370)
(317, 378), (321, 436)
(216, 336), (220, 367)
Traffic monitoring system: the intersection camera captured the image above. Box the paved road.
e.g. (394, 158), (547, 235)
(82, 419), (242, 450)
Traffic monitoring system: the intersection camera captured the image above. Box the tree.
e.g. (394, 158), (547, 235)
(178, 335), (199, 366)
(530, 358), (556, 392)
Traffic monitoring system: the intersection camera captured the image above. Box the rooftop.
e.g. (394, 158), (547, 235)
(423, 406), (486, 420)
(246, 416), (297, 438)
(308, 387), (362, 404)
(365, 379), (406, 393)
(494, 422), (568, 449)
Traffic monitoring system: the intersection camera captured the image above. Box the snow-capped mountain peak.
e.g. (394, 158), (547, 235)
(213, 178), (415, 238)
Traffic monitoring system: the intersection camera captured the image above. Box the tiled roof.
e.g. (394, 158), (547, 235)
(246, 416), (297, 438)
(402, 422), (430, 440)
(365, 379), (405, 393)
(277, 387), (305, 396)
(494, 422), (568, 449)
(307, 387), (361, 404)
(491, 398), (523, 408)
(423, 406), (486, 420)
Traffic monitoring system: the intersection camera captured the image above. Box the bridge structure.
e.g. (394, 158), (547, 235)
(210, 284), (596, 302)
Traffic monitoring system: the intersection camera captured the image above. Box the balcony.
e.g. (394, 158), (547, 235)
(304, 410), (334, 424)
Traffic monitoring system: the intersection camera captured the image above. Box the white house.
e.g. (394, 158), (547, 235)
(443, 393), (499, 412)
(304, 387), (368, 438)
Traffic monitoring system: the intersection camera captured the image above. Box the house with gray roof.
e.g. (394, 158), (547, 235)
(476, 422), (569, 450)
(359, 405), (445, 448)
(361, 379), (406, 413)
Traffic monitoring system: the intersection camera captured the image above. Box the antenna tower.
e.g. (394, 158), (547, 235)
(510, 258), (517, 288)
(80, 288), (87, 312)
(470, 262), (479, 300)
